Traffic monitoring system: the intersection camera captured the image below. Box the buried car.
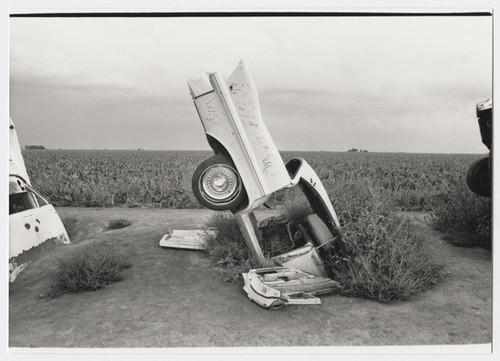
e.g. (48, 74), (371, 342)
(187, 60), (348, 307)
(9, 118), (70, 282)
(466, 98), (492, 197)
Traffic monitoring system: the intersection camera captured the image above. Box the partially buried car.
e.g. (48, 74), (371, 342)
(467, 99), (492, 197)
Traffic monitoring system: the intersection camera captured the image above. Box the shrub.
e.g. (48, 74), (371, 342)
(105, 219), (132, 230)
(431, 182), (491, 249)
(44, 243), (131, 298)
(325, 210), (443, 302)
(203, 213), (276, 282)
(327, 181), (442, 302)
(202, 180), (444, 302)
(61, 217), (79, 239)
(326, 179), (444, 302)
(203, 213), (252, 282)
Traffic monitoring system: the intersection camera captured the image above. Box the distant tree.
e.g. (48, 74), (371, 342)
(347, 148), (359, 152)
(25, 145), (46, 150)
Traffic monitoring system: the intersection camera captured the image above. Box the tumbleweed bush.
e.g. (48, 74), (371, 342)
(327, 179), (444, 302)
(45, 243), (131, 298)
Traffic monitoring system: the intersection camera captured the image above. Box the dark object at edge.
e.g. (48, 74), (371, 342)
(467, 99), (492, 198)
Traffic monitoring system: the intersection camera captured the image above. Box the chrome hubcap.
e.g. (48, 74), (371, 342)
(201, 165), (239, 202)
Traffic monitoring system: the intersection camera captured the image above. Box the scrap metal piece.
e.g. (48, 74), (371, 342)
(242, 267), (339, 309)
(272, 244), (327, 278)
(159, 229), (217, 250)
(9, 118), (70, 282)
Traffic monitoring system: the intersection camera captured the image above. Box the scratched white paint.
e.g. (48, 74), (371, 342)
(9, 204), (70, 260)
(189, 72), (263, 203)
(187, 60), (290, 207)
(225, 60), (290, 192)
(9, 118), (71, 282)
(9, 117), (30, 184)
(289, 158), (341, 228)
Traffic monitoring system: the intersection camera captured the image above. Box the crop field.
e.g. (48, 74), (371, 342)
(21, 148), (491, 302)
(23, 149), (484, 211)
(16, 149), (492, 314)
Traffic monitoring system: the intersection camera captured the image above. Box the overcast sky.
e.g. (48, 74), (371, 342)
(9, 13), (492, 153)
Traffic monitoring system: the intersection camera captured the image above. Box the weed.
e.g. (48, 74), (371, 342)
(327, 179), (444, 302)
(203, 212), (276, 282)
(105, 219), (132, 231)
(44, 243), (131, 298)
(431, 182), (491, 249)
(61, 217), (78, 239)
(203, 213), (250, 282)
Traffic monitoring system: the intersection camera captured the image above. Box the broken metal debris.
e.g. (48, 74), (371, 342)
(159, 229), (217, 250)
(242, 267), (339, 309)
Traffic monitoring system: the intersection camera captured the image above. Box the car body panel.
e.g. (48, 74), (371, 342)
(9, 119), (70, 282)
(242, 267), (339, 309)
(10, 198), (70, 261)
(9, 117), (30, 184)
(188, 60), (291, 209)
(476, 98), (492, 150)
(159, 229), (216, 250)
(189, 60), (344, 270)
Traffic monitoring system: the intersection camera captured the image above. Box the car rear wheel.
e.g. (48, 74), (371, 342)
(192, 154), (247, 211)
(466, 156), (491, 197)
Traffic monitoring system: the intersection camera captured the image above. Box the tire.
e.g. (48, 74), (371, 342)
(466, 156), (491, 197)
(192, 154), (247, 211)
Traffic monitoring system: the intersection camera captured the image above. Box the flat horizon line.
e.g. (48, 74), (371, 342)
(21, 148), (488, 156)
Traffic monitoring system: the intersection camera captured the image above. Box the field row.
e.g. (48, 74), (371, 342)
(23, 150), (483, 211)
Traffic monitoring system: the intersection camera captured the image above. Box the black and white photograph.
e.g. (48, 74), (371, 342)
(3, 2), (497, 359)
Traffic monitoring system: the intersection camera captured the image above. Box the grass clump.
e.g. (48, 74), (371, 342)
(327, 179), (444, 302)
(105, 219), (132, 231)
(203, 213), (252, 282)
(203, 212), (275, 282)
(61, 217), (79, 239)
(45, 243), (131, 298)
(431, 182), (491, 249)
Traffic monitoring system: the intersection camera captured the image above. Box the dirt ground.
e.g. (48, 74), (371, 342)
(9, 207), (492, 348)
